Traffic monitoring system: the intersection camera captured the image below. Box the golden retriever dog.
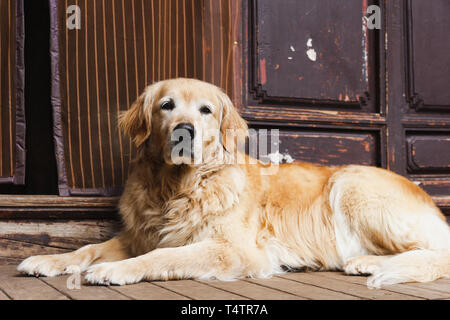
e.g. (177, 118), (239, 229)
(18, 78), (450, 288)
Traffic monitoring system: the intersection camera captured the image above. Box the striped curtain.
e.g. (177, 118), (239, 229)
(50, 0), (236, 196)
(0, 0), (25, 185)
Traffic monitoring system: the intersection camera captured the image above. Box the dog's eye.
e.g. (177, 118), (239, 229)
(200, 106), (212, 115)
(161, 101), (175, 111)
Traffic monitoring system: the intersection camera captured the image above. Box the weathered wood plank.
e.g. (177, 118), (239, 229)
(0, 210), (119, 220)
(404, 281), (450, 295)
(277, 272), (423, 300)
(245, 276), (360, 300)
(154, 280), (248, 300)
(201, 279), (304, 300)
(0, 195), (446, 217)
(0, 266), (69, 300)
(0, 265), (447, 300)
(111, 282), (190, 300)
(0, 239), (70, 262)
(0, 219), (120, 252)
(0, 195), (119, 207)
(41, 275), (130, 300)
(317, 272), (450, 300)
(0, 256), (25, 266)
(0, 288), (10, 300)
(0, 196), (121, 219)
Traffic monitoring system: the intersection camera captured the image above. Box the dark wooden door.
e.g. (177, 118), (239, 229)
(236, 0), (450, 215)
(387, 0), (450, 200)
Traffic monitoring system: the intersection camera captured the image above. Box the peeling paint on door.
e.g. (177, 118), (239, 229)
(306, 38), (317, 61)
(260, 58), (267, 85)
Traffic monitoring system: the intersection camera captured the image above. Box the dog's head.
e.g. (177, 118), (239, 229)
(119, 78), (248, 166)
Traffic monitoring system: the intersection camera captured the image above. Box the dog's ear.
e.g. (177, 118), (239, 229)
(118, 87), (153, 147)
(218, 90), (248, 152)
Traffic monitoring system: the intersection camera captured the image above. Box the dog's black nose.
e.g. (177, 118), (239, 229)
(174, 123), (195, 139)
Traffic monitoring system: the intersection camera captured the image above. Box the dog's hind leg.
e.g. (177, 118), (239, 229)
(329, 166), (450, 288)
(17, 237), (130, 277)
(366, 249), (450, 289)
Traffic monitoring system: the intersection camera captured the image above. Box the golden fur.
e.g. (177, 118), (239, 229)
(18, 78), (450, 288)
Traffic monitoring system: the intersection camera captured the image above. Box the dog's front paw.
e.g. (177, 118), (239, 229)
(17, 254), (80, 277)
(85, 259), (146, 286)
(344, 256), (381, 276)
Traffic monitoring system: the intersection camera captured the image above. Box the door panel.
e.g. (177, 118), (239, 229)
(406, 0), (450, 111)
(246, 0), (380, 112)
(257, 128), (380, 166)
(0, 0), (25, 185)
(389, 0), (450, 199)
(406, 134), (450, 174)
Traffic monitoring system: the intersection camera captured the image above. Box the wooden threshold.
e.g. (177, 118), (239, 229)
(0, 195), (120, 219)
(0, 195), (448, 219)
(0, 195), (119, 207)
(0, 194), (448, 207)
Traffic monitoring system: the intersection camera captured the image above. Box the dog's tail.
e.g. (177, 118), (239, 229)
(367, 249), (450, 289)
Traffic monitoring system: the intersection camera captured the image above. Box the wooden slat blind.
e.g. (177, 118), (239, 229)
(50, 0), (235, 196)
(0, 0), (25, 185)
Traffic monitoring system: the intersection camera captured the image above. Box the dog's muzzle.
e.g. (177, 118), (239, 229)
(171, 123), (196, 159)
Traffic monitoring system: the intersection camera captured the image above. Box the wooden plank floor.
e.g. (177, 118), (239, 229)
(0, 266), (448, 300)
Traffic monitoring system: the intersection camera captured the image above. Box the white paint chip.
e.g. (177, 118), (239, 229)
(306, 38), (317, 61)
(268, 152), (295, 165)
(306, 48), (317, 61)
